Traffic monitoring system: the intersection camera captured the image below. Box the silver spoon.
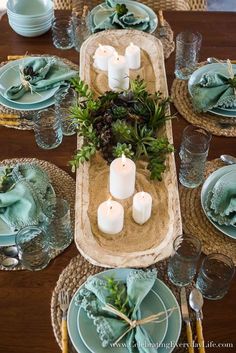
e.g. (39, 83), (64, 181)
(1, 257), (19, 269)
(189, 288), (205, 353)
(220, 154), (236, 165)
(2, 245), (18, 258)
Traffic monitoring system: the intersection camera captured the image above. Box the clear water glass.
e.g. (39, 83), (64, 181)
(196, 253), (235, 300)
(72, 16), (91, 52)
(16, 226), (51, 271)
(179, 125), (212, 188)
(47, 198), (73, 251)
(175, 31), (202, 80)
(168, 234), (201, 286)
(52, 16), (74, 50)
(55, 87), (78, 136)
(34, 108), (63, 149)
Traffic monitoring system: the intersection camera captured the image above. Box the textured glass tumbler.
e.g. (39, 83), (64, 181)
(55, 87), (78, 136)
(175, 31), (202, 80)
(196, 253), (235, 300)
(47, 198), (73, 251)
(168, 234), (202, 286)
(72, 16), (91, 52)
(52, 17), (74, 49)
(179, 125), (212, 188)
(16, 226), (51, 271)
(34, 108), (63, 149)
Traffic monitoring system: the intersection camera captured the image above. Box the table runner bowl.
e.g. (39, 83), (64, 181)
(74, 29), (182, 268)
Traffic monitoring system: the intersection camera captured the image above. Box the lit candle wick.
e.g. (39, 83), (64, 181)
(121, 153), (126, 167)
(130, 42), (134, 47)
(141, 191), (145, 199)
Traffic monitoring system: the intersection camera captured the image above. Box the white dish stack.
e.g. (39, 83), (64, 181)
(6, 0), (54, 37)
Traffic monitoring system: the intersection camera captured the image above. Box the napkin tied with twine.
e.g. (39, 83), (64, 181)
(75, 269), (176, 353)
(6, 57), (78, 100)
(92, 0), (150, 33)
(0, 163), (55, 230)
(192, 60), (236, 112)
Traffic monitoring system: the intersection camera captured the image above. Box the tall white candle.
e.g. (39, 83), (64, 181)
(132, 191), (152, 225)
(93, 44), (115, 71)
(110, 154), (136, 200)
(125, 42), (141, 70)
(97, 198), (124, 235)
(108, 52), (129, 91)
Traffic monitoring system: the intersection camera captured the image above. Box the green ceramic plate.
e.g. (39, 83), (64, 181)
(0, 63), (59, 105)
(67, 268), (181, 353)
(90, 0), (157, 33)
(0, 57), (55, 111)
(201, 164), (236, 239)
(77, 288), (168, 353)
(0, 166), (56, 246)
(188, 63), (236, 118)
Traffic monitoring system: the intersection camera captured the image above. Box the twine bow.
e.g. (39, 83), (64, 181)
(226, 59), (236, 95)
(102, 303), (177, 345)
(18, 63), (42, 98)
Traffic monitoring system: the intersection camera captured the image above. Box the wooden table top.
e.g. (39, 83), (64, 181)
(0, 10), (235, 353)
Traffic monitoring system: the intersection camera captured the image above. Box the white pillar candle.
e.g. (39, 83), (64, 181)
(110, 154), (136, 200)
(132, 191), (152, 225)
(108, 52), (129, 91)
(97, 198), (124, 235)
(125, 42), (141, 70)
(93, 44), (115, 71)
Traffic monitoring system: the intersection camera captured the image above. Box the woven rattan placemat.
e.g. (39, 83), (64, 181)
(51, 255), (195, 353)
(155, 20), (175, 59)
(180, 158), (236, 265)
(171, 78), (236, 137)
(0, 158), (75, 271)
(0, 55), (79, 130)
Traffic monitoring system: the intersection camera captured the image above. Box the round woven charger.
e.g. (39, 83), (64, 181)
(0, 55), (79, 130)
(180, 158), (236, 265)
(171, 77), (236, 137)
(154, 20), (175, 60)
(51, 255), (195, 353)
(0, 158), (75, 271)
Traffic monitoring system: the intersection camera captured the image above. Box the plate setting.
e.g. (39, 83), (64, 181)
(201, 164), (236, 239)
(67, 269), (182, 353)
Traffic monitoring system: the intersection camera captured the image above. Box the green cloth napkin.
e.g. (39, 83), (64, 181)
(75, 269), (160, 353)
(0, 163), (56, 230)
(6, 57), (78, 100)
(92, 0), (150, 33)
(204, 171), (236, 226)
(192, 70), (236, 112)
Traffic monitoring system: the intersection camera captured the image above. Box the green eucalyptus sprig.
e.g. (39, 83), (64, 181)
(0, 167), (14, 193)
(105, 277), (132, 318)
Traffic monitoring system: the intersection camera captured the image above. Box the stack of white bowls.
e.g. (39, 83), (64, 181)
(7, 0), (54, 37)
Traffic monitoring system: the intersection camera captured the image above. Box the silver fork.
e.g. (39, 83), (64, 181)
(58, 290), (70, 353)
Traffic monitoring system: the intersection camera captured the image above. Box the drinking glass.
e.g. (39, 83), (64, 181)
(16, 226), (51, 271)
(72, 16), (91, 52)
(47, 198), (73, 251)
(52, 16), (74, 50)
(196, 253), (235, 300)
(34, 108), (63, 149)
(179, 125), (212, 188)
(175, 31), (202, 80)
(168, 234), (202, 286)
(55, 87), (78, 136)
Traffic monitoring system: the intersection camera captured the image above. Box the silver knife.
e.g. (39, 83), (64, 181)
(181, 287), (195, 353)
